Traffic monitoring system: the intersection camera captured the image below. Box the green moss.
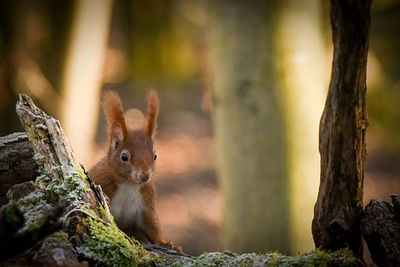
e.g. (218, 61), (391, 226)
(53, 231), (69, 241)
(17, 191), (53, 231)
(15, 164), (94, 236)
(75, 217), (146, 267)
(33, 153), (46, 173)
(162, 249), (361, 267)
(164, 252), (268, 267)
(97, 204), (114, 223)
(46, 166), (91, 205)
(266, 249), (361, 267)
(192, 252), (233, 267)
(231, 253), (269, 266)
(4, 203), (24, 226)
(51, 165), (63, 180)
(32, 165), (95, 216)
(180, 252), (269, 267)
(39, 231), (69, 250)
(34, 231), (79, 265)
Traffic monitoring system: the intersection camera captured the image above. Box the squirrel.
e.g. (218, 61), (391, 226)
(89, 90), (174, 249)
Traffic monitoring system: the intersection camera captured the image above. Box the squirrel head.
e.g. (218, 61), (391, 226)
(102, 90), (159, 185)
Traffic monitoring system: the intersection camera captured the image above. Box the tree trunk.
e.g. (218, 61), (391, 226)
(312, 0), (371, 257)
(61, 0), (113, 166)
(208, 0), (289, 253)
(275, 0), (327, 253)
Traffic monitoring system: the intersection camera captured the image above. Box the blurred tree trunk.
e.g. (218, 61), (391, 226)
(208, 0), (289, 253)
(276, 0), (327, 253)
(0, 1), (73, 136)
(61, 0), (113, 166)
(312, 0), (371, 257)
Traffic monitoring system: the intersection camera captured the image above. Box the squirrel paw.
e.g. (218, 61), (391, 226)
(159, 240), (183, 253)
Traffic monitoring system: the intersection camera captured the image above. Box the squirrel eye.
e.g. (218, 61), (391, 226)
(153, 151), (157, 161)
(120, 150), (130, 162)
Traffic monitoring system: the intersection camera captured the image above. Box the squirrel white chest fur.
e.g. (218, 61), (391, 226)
(111, 181), (145, 226)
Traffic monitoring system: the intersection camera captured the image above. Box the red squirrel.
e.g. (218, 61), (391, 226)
(89, 90), (172, 248)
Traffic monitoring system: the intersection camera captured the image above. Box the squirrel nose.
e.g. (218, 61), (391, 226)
(140, 173), (150, 182)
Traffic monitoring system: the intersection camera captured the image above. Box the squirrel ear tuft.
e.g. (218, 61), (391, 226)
(146, 90), (159, 138)
(102, 90), (128, 148)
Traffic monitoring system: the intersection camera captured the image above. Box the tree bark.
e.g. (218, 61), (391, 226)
(361, 195), (400, 267)
(0, 203), (65, 262)
(0, 132), (37, 205)
(312, 0), (371, 257)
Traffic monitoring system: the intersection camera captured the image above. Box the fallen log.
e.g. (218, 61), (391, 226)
(0, 203), (64, 262)
(0, 132), (37, 205)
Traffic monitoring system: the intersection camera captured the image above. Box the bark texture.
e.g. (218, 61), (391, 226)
(361, 195), (400, 267)
(0, 203), (65, 262)
(312, 0), (371, 257)
(0, 132), (37, 205)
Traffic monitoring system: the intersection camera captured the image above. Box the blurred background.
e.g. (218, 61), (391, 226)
(0, 0), (399, 261)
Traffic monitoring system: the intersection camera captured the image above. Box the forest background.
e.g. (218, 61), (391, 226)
(0, 0), (399, 263)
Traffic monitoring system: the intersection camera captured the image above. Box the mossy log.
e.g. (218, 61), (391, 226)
(11, 94), (147, 266)
(0, 202), (65, 263)
(0, 94), (364, 266)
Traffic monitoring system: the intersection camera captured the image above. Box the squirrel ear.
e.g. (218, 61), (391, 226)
(102, 91), (128, 149)
(146, 90), (159, 138)
(109, 125), (124, 150)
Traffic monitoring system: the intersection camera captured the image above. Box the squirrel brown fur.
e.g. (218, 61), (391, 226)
(89, 90), (175, 249)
